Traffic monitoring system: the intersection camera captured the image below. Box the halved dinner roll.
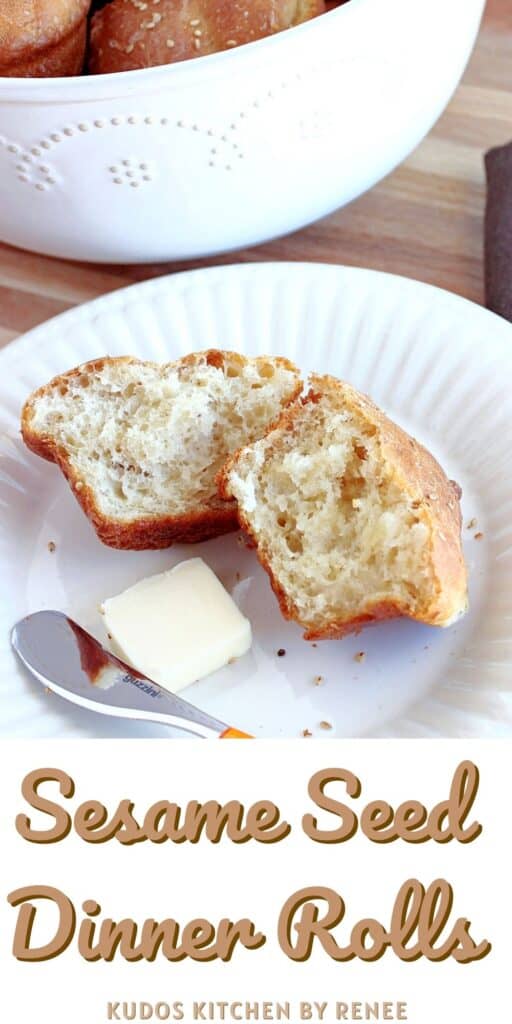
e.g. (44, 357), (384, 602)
(218, 375), (468, 639)
(21, 351), (302, 549)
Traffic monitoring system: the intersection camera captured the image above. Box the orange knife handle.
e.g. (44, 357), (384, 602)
(220, 727), (253, 739)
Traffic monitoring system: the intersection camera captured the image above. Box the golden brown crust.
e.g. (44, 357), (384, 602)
(89, 0), (325, 74)
(0, 0), (90, 77)
(218, 374), (468, 638)
(21, 351), (302, 550)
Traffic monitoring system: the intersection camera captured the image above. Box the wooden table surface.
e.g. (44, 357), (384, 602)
(0, 0), (510, 352)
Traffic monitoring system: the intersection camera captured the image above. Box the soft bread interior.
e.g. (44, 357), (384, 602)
(226, 390), (438, 632)
(27, 353), (301, 521)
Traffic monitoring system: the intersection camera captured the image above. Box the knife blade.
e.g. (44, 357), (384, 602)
(11, 611), (251, 739)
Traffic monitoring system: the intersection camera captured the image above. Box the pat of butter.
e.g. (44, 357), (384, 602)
(101, 558), (251, 692)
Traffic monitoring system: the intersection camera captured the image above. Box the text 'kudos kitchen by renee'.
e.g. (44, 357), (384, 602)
(6, 761), (491, 966)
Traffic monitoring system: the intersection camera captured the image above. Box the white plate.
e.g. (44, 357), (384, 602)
(1, 262), (511, 739)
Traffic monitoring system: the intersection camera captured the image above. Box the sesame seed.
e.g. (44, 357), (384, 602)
(166, 38), (175, 47)
(320, 721), (332, 730)
(190, 18), (201, 26)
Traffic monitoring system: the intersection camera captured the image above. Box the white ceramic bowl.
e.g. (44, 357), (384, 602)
(0, 0), (484, 264)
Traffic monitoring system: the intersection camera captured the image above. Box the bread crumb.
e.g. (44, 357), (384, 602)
(354, 651), (365, 663)
(311, 642), (317, 648)
(302, 728), (312, 738)
(466, 518), (477, 530)
(474, 532), (484, 541)
(313, 675), (323, 686)
(47, 541), (56, 553)
(277, 648), (286, 657)
(320, 720), (332, 730)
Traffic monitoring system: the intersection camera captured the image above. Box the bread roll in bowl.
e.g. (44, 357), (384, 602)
(0, 0), (91, 78)
(89, 0), (326, 75)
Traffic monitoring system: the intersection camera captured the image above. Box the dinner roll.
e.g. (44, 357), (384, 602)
(89, 0), (326, 75)
(219, 375), (468, 640)
(0, 0), (91, 77)
(21, 351), (302, 549)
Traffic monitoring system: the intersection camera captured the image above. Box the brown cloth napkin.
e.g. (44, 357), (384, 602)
(485, 141), (512, 323)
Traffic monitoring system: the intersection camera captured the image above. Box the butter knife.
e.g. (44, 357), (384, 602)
(11, 611), (251, 739)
